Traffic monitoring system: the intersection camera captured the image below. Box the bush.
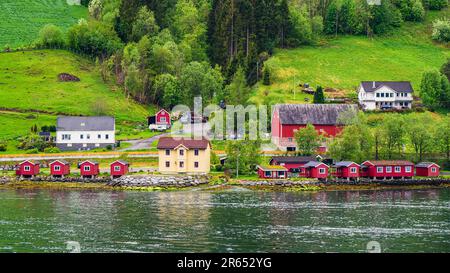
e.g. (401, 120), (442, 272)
(423, 0), (448, 10)
(0, 142), (7, 152)
(263, 68), (271, 85)
(36, 24), (65, 48)
(432, 18), (450, 43)
(43, 147), (61, 153)
(106, 145), (113, 151)
(26, 148), (39, 154)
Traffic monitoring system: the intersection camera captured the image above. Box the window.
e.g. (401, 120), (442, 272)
(386, 166), (392, 173)
(265, 171), (272, 177)
(390, 93), (394, 97)
(67, 143), (72, 147)
(179, 149), (184, 156)
(114, 166), (121, 171)
(381, 93), (385, 98)
(431, 167), (437, 173)
(194, 149), (199, 156)
(179, 161), (184, 168)
(24, 166), (31, 171)
(194, 162), (199, 168)
(319, 168), (326, 174)
(105, 134), (109, 140)
(98, 134), (101, 139)
(376, 93), (380, 98)
(84, 166), (91, 171)
(62, 134), (71, 140)
(350, 167), (357, 173)
(165, 149), (170, 156)
(165, 161), (170, 168)
(80, 134), (84, 140)
(377, 167), (383, 173)
(87, 134), (90, 139)
(160, 117), (166, 123)
(278, 171), (285, 177)
(405, 166), (412, 172)
(288, 138), (293, 142)
(395, 166), (401, 173)
(54, 165), (60, 171)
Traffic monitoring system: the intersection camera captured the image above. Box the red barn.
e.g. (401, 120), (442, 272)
(257, 165), (288, 179)
(332, 161), (360, 180)
(78, 160), (100, 178)
(16, 160), (40, 178)
(304, 161), (329, 179)
(270, 156), (316, 177)
(271, 104), (358, 151)
(49, 160), (70, 177)
(360, 160), (414, 179)
(415, 162), (440, 177)
(148, 109), (171, 131)
(110, 160), (129, 178)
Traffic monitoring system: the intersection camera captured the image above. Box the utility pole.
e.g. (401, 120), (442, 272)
(236, 146), (239, 178)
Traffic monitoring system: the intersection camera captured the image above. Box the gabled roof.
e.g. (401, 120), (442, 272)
(334, 161), (358, 167)
(304, 161), (329, 168)
(257, 165), (288, 171)
(111, 160), (129, 166)
(19, 160), (39, 165)
(274, 104), (358, 125)
(78, 160), (99, 166)
(360, 81), (414, 93)
(270, 156), (316, 164)
(57, 116), (115, 131)
(363, 160), (414, 166)
(415, 162), (440, 168)
(157, 137), (210, 149)
(49, 159), (69, 165)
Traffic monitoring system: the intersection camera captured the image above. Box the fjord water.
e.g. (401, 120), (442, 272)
(0, 188), (448, 253)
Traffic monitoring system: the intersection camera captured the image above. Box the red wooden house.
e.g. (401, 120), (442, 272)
(49, 160), (70, 177)
(303, 161), (329, 179)
(16, 160), (40, 178)
(360, 160), (414, 179)
(110, 160), (129, 178)
(270, 156), (316, 177)
(148, 109), (171, 131)
(332, 161), (360, 180)
(257, 165), (288, 179)
(415, 162), (440, 177)
(271, 104), (358, 151)
(78, 160), (100, 178)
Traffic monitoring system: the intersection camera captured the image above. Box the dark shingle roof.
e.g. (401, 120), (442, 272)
(157, 137), (210, 149)
(361, 81), (414, 93)
(275, 104), (358, 125)
(304, 161), (328, 168)
(334, 161), (358, 167)
(270, 156), (316, 164)
(112, 160), (129, 166)
(50, 159), (69, 165)
(57, 116), (115, 131)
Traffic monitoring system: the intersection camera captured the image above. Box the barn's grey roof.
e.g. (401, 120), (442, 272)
(270, 156), (316, 164)
(334, 161), (357, 167)
(361, 81), (414, 93)
(304, 161), (328, 168)
(275, 104), (358, 125)
(415, 162), (440, 168)
(57, 116), (115, 131)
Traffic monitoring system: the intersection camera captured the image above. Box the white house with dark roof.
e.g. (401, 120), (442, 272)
(56, 116), (115, 151)
(358, 81), (414, 110)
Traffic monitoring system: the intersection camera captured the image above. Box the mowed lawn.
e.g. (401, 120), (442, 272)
(250, 9), (450, 105)
(0, 50), (150, 122)
(0, 111), (56, 140)
(0, 0), (87, 48)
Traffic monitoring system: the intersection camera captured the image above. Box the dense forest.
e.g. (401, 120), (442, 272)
(35, 0), (448, 109)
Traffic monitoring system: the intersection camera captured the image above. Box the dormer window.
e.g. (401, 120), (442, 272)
(81, 123), (85, 127)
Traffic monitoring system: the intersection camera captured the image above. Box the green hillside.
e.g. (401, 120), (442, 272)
(250, 9), (450, 105)
(0, 0), (87, 48)
(0, 50), (151, 141)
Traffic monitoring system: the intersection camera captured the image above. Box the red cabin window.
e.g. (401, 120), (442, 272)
(394, 166), (401, 173)
(24, 166), (30, 171)
(319, 168), (326, 174)
(405, 166), (412, 172)
(350, 167), (357, 173)
(54, 165), (61, 171)
(84, 166), (91, 171)
(386, 166), (392, 173)
(431, 167), (437, 173)
(377, 167), (383, 173)
(114, 166), (121, 171)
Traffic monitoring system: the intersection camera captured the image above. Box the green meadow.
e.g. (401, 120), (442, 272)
(0, 0), (87, 48)
(250, 9), (450, 105)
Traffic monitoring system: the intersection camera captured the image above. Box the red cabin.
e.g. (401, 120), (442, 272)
(16, 160), (40, 177)
(270, 156), (317, 177)
(332, 161), (360, 180)
(148, 109), (171, 131)
(360, 160), (414, 179)
(110, 160), (129, 178)
(415, 162), (440, 177)
(303, 161), (329, 179)
(78, 160), (100, 178)
(257, 165), (288, 179)
(271, 104), (358, 151)
(49, 160), (70, 177)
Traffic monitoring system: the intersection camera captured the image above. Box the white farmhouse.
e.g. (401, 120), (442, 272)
(358, 81), (414, 111)
(56, 116), (115, 151)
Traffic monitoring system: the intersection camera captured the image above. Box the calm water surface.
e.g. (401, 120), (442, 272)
(0, 187), (449, 253)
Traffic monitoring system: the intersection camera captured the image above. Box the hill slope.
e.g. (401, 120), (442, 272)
(0, 0), (87, 48)
(250, 9), (450, 105)
(0, 50), (151, 140)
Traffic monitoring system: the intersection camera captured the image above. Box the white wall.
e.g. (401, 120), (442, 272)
(56, 130), (115, 144)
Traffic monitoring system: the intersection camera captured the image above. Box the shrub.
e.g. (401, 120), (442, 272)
(106, 145), (113, 151)
(263, 68), (271, 85)
(36, 24), (65, 48)
(43, 147), (61, 153)
(26, 148), (39, 154)
(432, 18), (450, 43)
(0, 142), (7, 152)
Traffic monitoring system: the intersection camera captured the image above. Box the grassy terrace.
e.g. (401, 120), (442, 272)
(250, 8), (450, 105)
(0, 0), (87, 48)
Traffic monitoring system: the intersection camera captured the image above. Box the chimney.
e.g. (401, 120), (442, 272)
(372, 81), (376, 88)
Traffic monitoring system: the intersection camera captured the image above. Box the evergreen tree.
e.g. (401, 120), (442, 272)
(263, 68), (271, 85)
(314, 86), (325, 103)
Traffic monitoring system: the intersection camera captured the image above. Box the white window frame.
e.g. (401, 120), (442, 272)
(394, 166), (401, 173)
(265, 171), (272, 177)
(386, 166), (392, 173)
(278, 171), (285, 178)
(431, 167), (437, 173)
(319, 168), (326, 174)
(350, 167), (357, 174)
(24, 166), (31, 171)
(377, 167), (383, 173)
(114, 166), (121, 171)
(405, 166), (412, 173)
(54, 165), (61, 171)
(160, 117), (166, 123)
(84, 166), (91, 172)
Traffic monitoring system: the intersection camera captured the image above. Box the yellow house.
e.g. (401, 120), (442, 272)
(157, 137), (211, 174)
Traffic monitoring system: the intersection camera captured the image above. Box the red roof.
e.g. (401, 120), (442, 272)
(157, 137), (210, 149)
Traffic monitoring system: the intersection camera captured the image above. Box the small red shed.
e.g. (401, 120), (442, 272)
(49, 160), (70, 177)
(415, 162), (440, 177)
(110, 160), (129, 178)
(303, 161), (329, 179)
(148, 109), (171, 131)
(332, 161), (360, 180)
(257, 165), (288, 179)
(360, 160), (414, 179)
(16, 160), (40, 177)
(78, 160), (100, 178)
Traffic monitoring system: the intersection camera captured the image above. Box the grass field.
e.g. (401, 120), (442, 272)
(250, 9), (450, 105)
(0, 49), (152, 143)
(0, 0), (87, 48)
